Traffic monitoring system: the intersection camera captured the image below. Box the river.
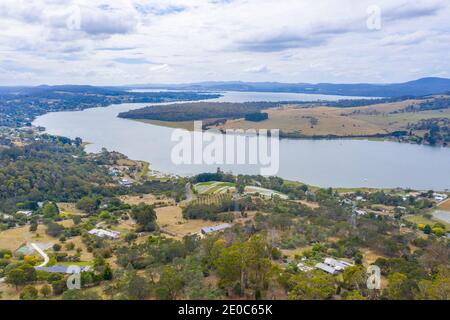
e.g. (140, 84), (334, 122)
(33, 91), (450, 190)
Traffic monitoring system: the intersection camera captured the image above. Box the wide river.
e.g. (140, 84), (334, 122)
(34, 91), (450, 190)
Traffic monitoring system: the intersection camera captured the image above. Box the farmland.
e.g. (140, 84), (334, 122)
(125, 96), (450, 146)
(193, 181), (288, 199)
(214, 98), (450, 138)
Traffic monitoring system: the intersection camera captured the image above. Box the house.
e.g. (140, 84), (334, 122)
(342, 198), (354, 205)
(36, 265), (91, 274)
(88, 228), (121, 240)
(324, 257), (353, 271)
(16, 210), (33, 217)
(201, 223), (231, 235)
(353, 209), (367, 216)
(315, 263), (336, 275)
(315, 258), (353, 274)
(109, 166), (120, 176)
(434, 193), (448, 202)
(119, 178), (134, 187)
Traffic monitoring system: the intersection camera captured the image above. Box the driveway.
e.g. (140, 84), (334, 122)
(30, 243), (50, 268)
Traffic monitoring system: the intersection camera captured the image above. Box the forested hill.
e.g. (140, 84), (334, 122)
(129, 77), (450, 98)
(0, 85), (219, 127)
(118, 102), (279, 122)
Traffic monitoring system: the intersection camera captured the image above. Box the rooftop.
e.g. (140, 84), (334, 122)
(201, 223), (232, 235)
(36, 265), (91, 274)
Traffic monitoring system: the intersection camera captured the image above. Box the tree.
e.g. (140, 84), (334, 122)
(423, 224), (432, 235)
(6, 263), (36, 290)
(46, 222), (64, 237)
(102, 263), (113, 281)
(53, 244), (62, 252)
(76, 196), (99, 214)
(415, 266), (450, 300)
(214, 242), (246, 294)
(20, 285), (38, 300)
(341, 265), (366, 291)
(130, 203), (158, 232)
(126, 272), (149, 300)
(72, 215), (82, 225)
(343, 290), (365, 300)
(244, 235), (272, 293)
(40, 284), (52, 298)
(6, 268), (26, 290)
(383, 272), (418, 300)
(63, 289), (101, 300)
(42, 201), (59, 218)
(29, 221), (38, 232)
(155, 266), (183, 300)
(51, 279), (67, 296)
(288, 271), (336, 300)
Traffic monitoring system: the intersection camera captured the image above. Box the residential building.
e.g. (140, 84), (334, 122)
(16, 210), (32, 217)
(88, 228), (121, 239)
(119, 178), (134, 187)
(324, 257), (353, 271)
(315, 263), (336, 274)
(201, 223), (231, 235)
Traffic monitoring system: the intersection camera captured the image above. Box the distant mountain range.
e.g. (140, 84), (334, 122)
(1, 77), (449, 98)
(126, 77), (450, 98)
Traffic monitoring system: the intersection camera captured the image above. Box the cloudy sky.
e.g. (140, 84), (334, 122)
(0, 0), (449, 85)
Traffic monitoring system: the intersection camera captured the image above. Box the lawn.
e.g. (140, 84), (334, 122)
(194, 181), (235, 195)
(57, 261), (93, 267)
(403, 214), (450, 229)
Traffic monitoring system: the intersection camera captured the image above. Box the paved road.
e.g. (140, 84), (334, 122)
(30, 243), (50, 268)
(185, 182), (193, 202)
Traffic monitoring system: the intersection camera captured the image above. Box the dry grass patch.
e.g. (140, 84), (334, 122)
(438, 199), (450, 212)
(156, 206), (217, 238)
(216, 106), (387, 136)
(58, 202), (84, 216)
(136, 119), (195, 131)
(63, 235), (93, 262)
(362, 248), (383, 266)
(281, 246), (313, 259)
(295, 200), (320, 209)
(119, 193), (175, 207)
(0, 224), (56, 252)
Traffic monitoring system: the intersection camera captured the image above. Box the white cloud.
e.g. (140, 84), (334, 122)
(148, 64), (171, 72)
(0, 0), (448, 85)
(245, 65), (270, 73)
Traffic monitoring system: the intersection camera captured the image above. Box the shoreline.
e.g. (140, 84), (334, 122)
(126, 117), (448, 148)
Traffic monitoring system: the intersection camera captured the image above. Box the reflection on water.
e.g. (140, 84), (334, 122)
(433, 210), (450, 224)
(33, 91), (450, 190)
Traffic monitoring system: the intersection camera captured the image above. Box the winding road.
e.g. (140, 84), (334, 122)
(185, 182), (193, 202)
(0, 243), (49, 284)
(30, 243), (50, 268)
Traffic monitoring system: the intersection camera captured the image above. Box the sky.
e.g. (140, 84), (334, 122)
(0, 0), (449, 85)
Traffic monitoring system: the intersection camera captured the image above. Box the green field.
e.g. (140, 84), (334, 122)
(194, 181), (235, 194)
(403, 214), (450, 229)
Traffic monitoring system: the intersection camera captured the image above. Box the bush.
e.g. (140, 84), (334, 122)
(20, 285), (38, 300)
